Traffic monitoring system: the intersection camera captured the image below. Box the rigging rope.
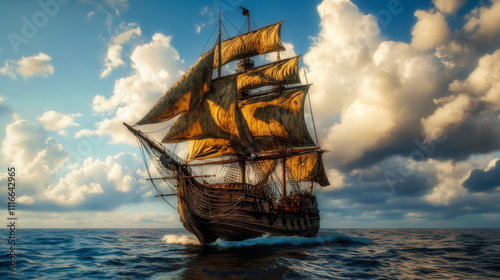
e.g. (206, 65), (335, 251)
(302, 57), (320, 146)
(137, 138), (178, 210)
(140, 124), (170, 134)
(199, 22), (218, 56)
(222, 13), (244, 36)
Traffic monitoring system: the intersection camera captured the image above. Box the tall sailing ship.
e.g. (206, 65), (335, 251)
(124, 9), (329, 244)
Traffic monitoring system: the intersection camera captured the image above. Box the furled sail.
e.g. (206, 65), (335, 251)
(136, 49), (215, 125)
(162, 76), (254, 155)
(213, 22), (285, 68)
(287, 152), (330, 187)
(241, 85), (316, 152)
(237, 56), (300, 92)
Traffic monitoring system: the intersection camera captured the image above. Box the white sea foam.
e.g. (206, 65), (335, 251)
(162, 234), (200, 245)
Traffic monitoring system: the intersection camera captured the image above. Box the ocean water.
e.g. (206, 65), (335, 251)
(1, 229), (499, 279)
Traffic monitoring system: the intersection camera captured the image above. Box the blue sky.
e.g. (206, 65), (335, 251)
(1, 0), (500, 228)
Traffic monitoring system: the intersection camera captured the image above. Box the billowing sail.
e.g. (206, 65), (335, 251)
(287, 152), (330, 187)
(188, 138), (235, 161)
(241, 85), (316, 152)
(162, 76), (254, 155)
(214, 22), (285, 68)
(187, 86), (316, 161)
(136, 49), (215, 125)
(237, 56), (300, 92)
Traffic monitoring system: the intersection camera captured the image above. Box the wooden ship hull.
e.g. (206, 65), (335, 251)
(178, 180), (320, 244)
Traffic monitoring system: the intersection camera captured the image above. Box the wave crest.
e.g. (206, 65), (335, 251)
(161, 233), (370, 248)
(211, 234), (370, 248)
(162, 234), (200, 245)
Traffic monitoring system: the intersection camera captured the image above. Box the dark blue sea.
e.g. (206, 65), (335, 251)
(1, 229), (499, 279)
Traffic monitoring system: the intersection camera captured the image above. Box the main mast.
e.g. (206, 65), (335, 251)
(237, 7), (254, 74)
(217, 12), (222, 78)
(238, 7), (251, 185)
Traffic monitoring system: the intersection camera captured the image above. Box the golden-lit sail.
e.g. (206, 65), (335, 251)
(136, 49), (215, 125)
(187, 86), (316, 161)
(162, 76), (254, 154)
(240, 85), (316, 152)
(213, 22), (285, 68)
(237, 56), (300, 91)
(188, 138), (235, 161)
(287, 152), (330, 186)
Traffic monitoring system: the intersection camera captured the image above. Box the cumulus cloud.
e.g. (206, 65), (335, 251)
(299, 0), (500, 226)
(305, 0), (381, 118)
(411, 10), (450, 51)
(0, 117), (152, 212)
(100, 25), (142, 78)
(0, 61), (16, 79)
(433, 0), (465, 14)
(421, 94), (474, 142)
(278, 42), (297, 61)
(0, 53), (54, 79)
(449, 49), (500, 108)
(37, 111), (82, 131)
(463, 159), (500, 192)
(464, 0), (500, 41)
(87, 33), (183, 144)
(303, 0), (500, 172)
(1, 119), (69, 190)
(18, 195), (35, 205)
(44, 153), (145, 205)
(306, 1), (446, 168)
(101, 44), (125, 78)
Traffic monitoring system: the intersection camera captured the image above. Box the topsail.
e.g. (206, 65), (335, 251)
(213, 22), (285, 68)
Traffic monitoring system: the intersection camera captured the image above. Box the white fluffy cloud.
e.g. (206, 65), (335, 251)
(305, 0), (444, 166)
(37, 111), (82, 131)
(100, 26), (142, 78)
(433, 0), (465, 14)
(421, 94), (474, 142)
(422, 49), (500, 142)
(450, 49), (500, 107)
(464, 0), (500, 41)
(1, 116), (151, 210)
(424, 158), (492, 205)
(1, 119), (69, 189)
(18, 195), (35, 205)
(44, 153), (144, 205)
(411, 10), (450, 51)
(0, 53), (54, 79)
(101, 44), (125, 78)
(87, 33), (183, 144)
(305, 0), (381, 118)
(113, 26), (141, 44)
